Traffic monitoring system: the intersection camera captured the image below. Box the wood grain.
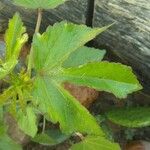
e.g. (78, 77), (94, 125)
(93, 0), (150, 92)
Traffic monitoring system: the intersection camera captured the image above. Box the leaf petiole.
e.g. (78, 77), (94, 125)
(27, 8), (43, 76)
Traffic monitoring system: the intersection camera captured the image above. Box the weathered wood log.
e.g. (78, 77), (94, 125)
(0, 0), (88, 34)
(93, 0), (150, 92)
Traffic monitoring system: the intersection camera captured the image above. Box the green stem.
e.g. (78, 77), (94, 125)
(35, 8), (43, 34)
(27, 8), (43, 76)
(42, 116), (46, 133)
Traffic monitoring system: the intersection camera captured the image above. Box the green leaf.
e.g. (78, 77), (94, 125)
(0, 125), (22, 150)
(106, 107), (150, 128)
(32, 129), (70, 146)
(32, 21), (110, 71)
(60, 62), (142, 98)
(70, 136), (120, 150)
(63, 46), (106, 68)
(33, 76), (104, 136)
(17, 106), (37, 137)
(32, 22), (109, 136)
(13, 0), (68, 9)
(0, 86), (14, 106)
(0, 13), (28, 80)
(5, 13), (28, 61)
(0, 59), (17, 80)
(0, 135), (22, 150)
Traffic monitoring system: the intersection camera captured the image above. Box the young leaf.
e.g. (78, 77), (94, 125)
(33, 76), (104, 136)
(32, 129), (70, 146)
(5, 13), (28, 61)
(17, 106), (37, 137)
(0, 125), (22, 150)
(0, 86), (14, 106)
(70, 136), (120, 150)
(0, 13), (28, 80)
(106, 107), (150, 128)
(32, 21), (110, 71)
(60, 62), (142, 98)
(63, 46), (106, 68)
(0, 59), (18, 80)
(13, 0), (67, 9)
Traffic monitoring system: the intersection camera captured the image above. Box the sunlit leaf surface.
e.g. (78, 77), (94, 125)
(14, 0), (68, 9)
(107, 107), (150, 128)
(70, 136), (120, 150)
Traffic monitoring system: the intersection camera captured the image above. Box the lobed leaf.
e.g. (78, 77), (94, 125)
(32, 76), (104, 136)
(0, 13), (28, 80)
(17, 106), (37, 137)
(32, 21), (110, 71)
(106, 107), (150, 128)
(63, 46), (106, 68)
(13, 0), (68, 9)
(31, 20), (141, 137)
(5, 13), (28, 61)
(70, 136), (120, 150)
(60, 62), (142, 98)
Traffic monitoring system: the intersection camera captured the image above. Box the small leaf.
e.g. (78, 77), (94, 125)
(60, 62), (142, 98)
(0, 125), (22, 150)
(0, 13), (28, 80)
(17, 106), (37, 137)
(0, 59), (17, 80)
(33, 21), (109, 71)
(33, 76), (104, 136)
(63, 46), (106, 68)
(70, 136), (120, 150)
(13, 0), (67, 9)
(5, 13), (28, 61)
(0, 86), (14, 106)
(32, 129), (70, 146)
(106, 107), (150, 128)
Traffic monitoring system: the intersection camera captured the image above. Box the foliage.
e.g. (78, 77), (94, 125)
(0, 0), (147, 149)
(0, 117), (22, 150)
(0, 13), (28, 80)
(63, 46), (106, 68)
(32, 128), (70, 146)
(17, 106), (37, 137)
(13, 0), (68, 9)
(106, 107), (150, 128)
(60, 62), (142, 98)
(70, 136), (120, 150)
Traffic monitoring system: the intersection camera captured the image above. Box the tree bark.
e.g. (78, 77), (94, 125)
(93, 0), (150, 92)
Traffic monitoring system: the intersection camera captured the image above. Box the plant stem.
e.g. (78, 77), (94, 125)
(27, 8), (43, 76)
(42, 116), (46, 133)
(75, 132), (84, 140)
(35, 8), (43, 33)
